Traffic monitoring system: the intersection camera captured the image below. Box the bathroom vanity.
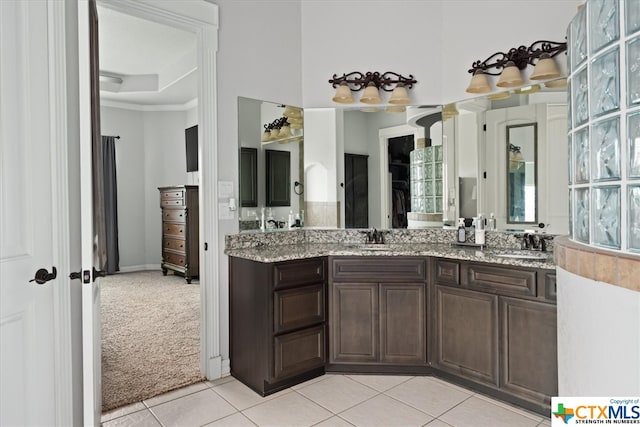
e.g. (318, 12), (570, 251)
(226, 229), (557, 416)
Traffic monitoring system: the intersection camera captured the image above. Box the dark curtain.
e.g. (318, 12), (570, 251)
(102, 136), (120, 273)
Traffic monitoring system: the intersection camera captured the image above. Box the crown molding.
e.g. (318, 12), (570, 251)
(100, 97), (198, 111)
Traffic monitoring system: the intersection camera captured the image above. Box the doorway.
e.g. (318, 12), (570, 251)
(93, 0), (219, 413)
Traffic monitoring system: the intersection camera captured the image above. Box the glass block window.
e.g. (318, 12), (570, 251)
(568, 0), (639, 253)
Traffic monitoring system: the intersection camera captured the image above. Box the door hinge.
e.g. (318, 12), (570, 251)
(83, 270), (91, 284)
(483, 171), (487, 179)
(483, 124), (486, 131)
(204, 242), (208, 251)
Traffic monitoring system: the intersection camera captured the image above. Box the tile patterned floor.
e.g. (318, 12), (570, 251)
(101, 374), (553, 427)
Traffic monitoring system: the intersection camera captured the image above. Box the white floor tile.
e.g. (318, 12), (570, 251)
(297, 375), (378, 414)
(537, 420), (552, 427)
(291, 374), (330, 390)
(101, 409), (161, 427)
(206, 375), (236, 388)
(242, 391), (333, 427)
(339, 394), (433, 427)
(439, 396), (540, 427)
(212, 377), (292, 411)
(425, 420), (454, 427)
(204, 412), (257, 426)
(385, 376), (472, 417)
(149, 388), (237, 427)
(473, 393), (543, 422)
(143, 381), (209, 407)
(101, 402), (147, 423)
(313, 416), (355, 427)
(346, 374), (413, 392)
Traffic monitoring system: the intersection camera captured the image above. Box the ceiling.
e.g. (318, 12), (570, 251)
(97, 5), (197, 107)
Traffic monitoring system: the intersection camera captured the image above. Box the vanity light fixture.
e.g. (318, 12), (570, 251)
(466, 39), (567, 93)
(329, 71), (417, 104)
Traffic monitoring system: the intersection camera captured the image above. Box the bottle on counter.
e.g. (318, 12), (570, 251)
(457, 218), (466, 243)
(475, 213), (485, 245)
(487, 213), (496, 231)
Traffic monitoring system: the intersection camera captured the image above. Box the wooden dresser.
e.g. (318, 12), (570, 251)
(158, 185), (199, 283)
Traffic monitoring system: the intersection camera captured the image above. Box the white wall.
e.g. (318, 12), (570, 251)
(100, 107), (147, 268)
(557, 268), (640, 396)
(213, 0), (304, 366)
(100, 106), (195, 271)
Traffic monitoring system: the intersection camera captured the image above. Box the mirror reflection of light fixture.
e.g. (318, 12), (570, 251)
(545, 77), (568, 88)
(466, 40), (567, 94)
(441, 103), (459, 121)
(385, 105), (406, 113)
(283, 105), (303, 118)
(488, 91), (511, 101)
(509, 143), (525, 171)
(329, 71), (417, 104)
(514, 84), (541, 95)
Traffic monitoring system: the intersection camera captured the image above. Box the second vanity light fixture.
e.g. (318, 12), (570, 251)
(466, 39), (567, 94)
(329, 71), (417, 105)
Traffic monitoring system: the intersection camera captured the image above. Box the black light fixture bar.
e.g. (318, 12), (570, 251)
(329, 71), (417, 91)
(468, 40), (567, 76)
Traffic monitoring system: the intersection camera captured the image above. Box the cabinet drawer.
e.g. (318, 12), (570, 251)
(273, 325), (325, 380)
(163, 208), (186, 222)
(164, 238), (186, 253)
(435, 259), (460, 285)
(274, 284), (325, 334)
(331, 257), (426, 281)
(160, 189), (184, 200)
(465, 264), (536, 298)
(163, 223), (185, 237)
(163, 251), (185, 268)
(274, 258), (325, 289)
(161, 198), (185, 207)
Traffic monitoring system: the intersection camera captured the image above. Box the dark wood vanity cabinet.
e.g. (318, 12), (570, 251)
(229, 256), (327, 396)
(329, 257), (427, 368)
(431, 258), (558, 413)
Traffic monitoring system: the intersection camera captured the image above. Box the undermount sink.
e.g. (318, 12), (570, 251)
(493, 252), (548, 260)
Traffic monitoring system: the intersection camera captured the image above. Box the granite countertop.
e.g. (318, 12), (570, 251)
(224, 242), (555, 270)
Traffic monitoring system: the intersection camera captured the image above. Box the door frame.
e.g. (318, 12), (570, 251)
(93, 0), (221, 378)
(378, 125), (420, 228)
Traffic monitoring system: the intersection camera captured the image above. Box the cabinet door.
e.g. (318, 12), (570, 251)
(240, 147), (258, 207)
(500, 297), (557, 405)
(331, 283), (378, 363)
(273, 325), (325, 381)
(434, 285), (499, 386)
(380, 283), (426, 364)
(344, 153), (369, 228)
(265, 149), (291, 207)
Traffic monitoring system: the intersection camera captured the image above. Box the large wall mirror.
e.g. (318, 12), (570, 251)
(238, 97), (303, 230)
(237, 80), (569, 234)
(506, 123), (537, 224)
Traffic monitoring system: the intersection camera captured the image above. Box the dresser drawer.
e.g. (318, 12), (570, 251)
(331, 257), (426, 282)
(163, 251), (186, 268)
(160, 189), (184, 201)
(164, 238), (186, 253)
(163, 208), (186, 222)
(163, 223), (185, 237)
(465, 264), (536, 298)
(274, 284), (324, 334)
(274, 258), (325, 289)
(435, 259), (460, 285)
(273, 325), (325, 381)
(161, 198), (185, 207)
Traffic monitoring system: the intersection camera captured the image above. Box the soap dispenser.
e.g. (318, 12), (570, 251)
(475, 213), (485, 245)
(457, 218), (466, 243)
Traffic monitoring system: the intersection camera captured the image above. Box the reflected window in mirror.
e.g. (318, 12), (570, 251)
(506, 123), (537, 224)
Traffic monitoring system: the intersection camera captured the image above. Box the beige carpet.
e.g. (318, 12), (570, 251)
(101, 270), (203, 412)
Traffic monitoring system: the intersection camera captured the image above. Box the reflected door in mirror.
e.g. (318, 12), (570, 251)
(345, 153), (369, 228)
(506, 123), (537, 224)
(240, 147), (258, 207)
(266, 149), (291, 207)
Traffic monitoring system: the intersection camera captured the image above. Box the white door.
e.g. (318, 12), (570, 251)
(0, 1), (72, 425)
(78, 0), (103, 424)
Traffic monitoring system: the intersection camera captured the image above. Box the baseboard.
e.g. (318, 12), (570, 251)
(117, 264), (161, 273)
